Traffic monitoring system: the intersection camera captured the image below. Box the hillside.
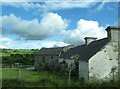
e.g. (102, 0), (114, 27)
(1, 49), (38, 66)
(1, 49), (37, 57)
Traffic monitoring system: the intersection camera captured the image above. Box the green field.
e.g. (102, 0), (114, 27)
(1, 49), (38, 66)
(1, 49), (37, 57)
(2, 68), (69, 87)
(2, 68), (120, 88)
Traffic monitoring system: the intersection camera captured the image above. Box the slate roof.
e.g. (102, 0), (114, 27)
(35, 47), (64, 56)
(60, 37), (110, 61)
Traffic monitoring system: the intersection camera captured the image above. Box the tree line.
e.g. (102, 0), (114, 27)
(2, 53), (35, 66)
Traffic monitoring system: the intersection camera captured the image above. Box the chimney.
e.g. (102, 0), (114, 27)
(84, 37), (97, 45)
(106, 26), (120, 78)
(105, 26), (120, 42)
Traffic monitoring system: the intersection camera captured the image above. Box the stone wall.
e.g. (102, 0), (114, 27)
(35, 55), (59, 71)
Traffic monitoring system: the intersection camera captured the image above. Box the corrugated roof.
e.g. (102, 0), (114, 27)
(60, 37), (110, 61)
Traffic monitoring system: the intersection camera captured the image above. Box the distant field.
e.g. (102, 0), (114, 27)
(1, 49), (37, 57)
(1, 49), (38, 67)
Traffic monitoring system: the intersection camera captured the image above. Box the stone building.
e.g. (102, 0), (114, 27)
(34, 45), (73, 71)
(60, 26), (120, 80)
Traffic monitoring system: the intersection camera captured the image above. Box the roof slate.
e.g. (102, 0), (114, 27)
(60, 37), (110, 61)
(35, 47), (64, 55)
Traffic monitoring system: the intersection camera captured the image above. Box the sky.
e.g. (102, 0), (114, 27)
(0, 1), (119, 49)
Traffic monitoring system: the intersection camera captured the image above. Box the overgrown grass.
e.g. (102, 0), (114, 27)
(2, 68), (120, 88)
(2, 68), (68, 87)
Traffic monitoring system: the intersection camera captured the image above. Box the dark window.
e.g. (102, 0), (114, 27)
(51, 56), (53, 59)
(42, 56), (45, 62)
(109, 59), (113, 60)
(63, 60), (66, 64)
(60, 62), (62, 64)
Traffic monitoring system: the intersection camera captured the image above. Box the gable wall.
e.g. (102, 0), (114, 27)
(89, 41), (119, 79)
(34, 55), (59, 70)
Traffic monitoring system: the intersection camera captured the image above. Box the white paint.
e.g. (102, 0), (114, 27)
(89, 42), (119, 79)
(79, 61), (89, 80)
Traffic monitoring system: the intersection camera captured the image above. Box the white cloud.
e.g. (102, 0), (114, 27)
(1, 12), (109, 48)
(0, 37), (13, 49)
(61, 19), (107, 45)
(0, 36), (69, 49)
(1, 14), (108, 47)
(48, 0), (118, 1)
(96, 1), (106, 11)
(2, 13), (68, 40)
(0, 37), (12, 42)
(2, 2), (42, 11)
(43, 1), (96, 11)
(0, 45), (6, 49)
(2, 1), (117, 17)
(2, 1), (98, 13)
(2, 0), (119, 13)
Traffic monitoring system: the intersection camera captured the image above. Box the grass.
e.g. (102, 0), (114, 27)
(2, 68), (120, 88)
(3, 68), (48, 82)
(2, 68), (68, 87)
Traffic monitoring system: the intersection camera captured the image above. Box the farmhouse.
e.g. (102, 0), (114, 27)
(60, 26), (120, 80)
(34, 26), (120, 80)
(34, 45), (73, 71)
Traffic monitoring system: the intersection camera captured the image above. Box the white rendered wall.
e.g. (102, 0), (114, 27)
(79, 61), (89, 80)
(89, 42), (119, 79)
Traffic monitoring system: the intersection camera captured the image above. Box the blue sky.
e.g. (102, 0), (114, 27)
(0, 1), (119, 49)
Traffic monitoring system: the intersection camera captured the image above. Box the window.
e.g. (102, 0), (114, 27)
(63, 60), (66, 64)
(42, 56), (45, 62)
(109, 58), (113, 60)
(51, 56), (53, 59)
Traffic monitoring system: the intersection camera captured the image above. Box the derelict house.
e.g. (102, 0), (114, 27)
(34, 46), (72, 71)
(34, 26), (120, 80)
(59, 26), (120, 80)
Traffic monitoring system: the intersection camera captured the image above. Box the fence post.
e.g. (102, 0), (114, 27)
(17, 68), (21, 81)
